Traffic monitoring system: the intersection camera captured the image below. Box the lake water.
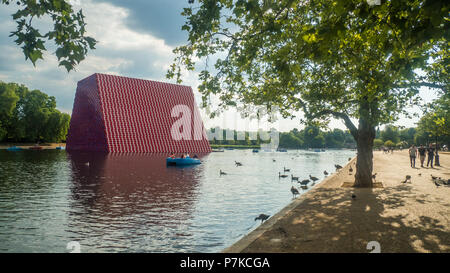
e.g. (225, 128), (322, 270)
(0, 149), (355, 253)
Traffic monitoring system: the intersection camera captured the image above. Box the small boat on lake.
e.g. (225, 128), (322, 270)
(252, 149), (259, 153)
(6, 146), (23, 151)
(166, 157), (201, 166)
(55, 146), (65, 150)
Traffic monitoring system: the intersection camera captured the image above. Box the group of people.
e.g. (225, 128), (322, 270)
(408, 144), (438, 168)
(169, 152), (198, 159)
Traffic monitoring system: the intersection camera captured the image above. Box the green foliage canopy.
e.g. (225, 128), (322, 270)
(1, 0), (96, 71)
(169, 0), (448, 131)
(0, 81), (70, 142)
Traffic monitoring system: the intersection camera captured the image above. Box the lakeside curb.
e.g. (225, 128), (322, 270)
(222, 157), (357, 253)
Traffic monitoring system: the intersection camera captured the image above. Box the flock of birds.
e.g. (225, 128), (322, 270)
(250, 156), (449, 225)
(219, 157), (353, 224)
(431, 175), (450, 187)
(399, 173), (449, 187)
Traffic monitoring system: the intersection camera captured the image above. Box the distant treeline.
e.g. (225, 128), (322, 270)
(374, 124), (449, 149)
(208, 123), (450, 149)
(208, 126), (357, 149)
(0, 81), (70, 143)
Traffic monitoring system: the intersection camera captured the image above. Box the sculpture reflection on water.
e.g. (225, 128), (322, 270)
(66, 152), (207, 252)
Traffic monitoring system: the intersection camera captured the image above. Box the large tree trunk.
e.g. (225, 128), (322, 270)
(354, 118), (375, 187)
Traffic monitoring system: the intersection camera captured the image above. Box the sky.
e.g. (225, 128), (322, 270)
(0, 0), (439, 132)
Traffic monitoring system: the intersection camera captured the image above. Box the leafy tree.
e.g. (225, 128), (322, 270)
(416, 93), (450, 146)
(279, 131), (303, 148)
(1, 0), (96, 71)
(399, 127), (416, 146)
(373, 138), (383, 149)
(324, 128), (345, 148)
(396, 141), (408, 149)
(302, 125), (324, 148)
(0, 81), (70, 142)
(381, 125), (399, 144)
(169, 0), (449, 187)
(384, 140), (394, 148)
(0, 82), (19, 139)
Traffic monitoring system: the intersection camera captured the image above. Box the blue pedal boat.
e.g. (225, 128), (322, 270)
(166, 157), (201, 166)
(7, 146), (23, 151)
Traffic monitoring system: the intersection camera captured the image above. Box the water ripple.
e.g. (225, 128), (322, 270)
(0, 149), (355, 252)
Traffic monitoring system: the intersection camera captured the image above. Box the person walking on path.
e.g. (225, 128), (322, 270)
(427, 144), (435, 168)
(409, 145), (418, 168)
(418, 145), (426, 167)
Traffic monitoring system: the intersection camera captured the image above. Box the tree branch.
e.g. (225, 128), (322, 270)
(308, 109), (358, 139)
(393, 82), (447, 91)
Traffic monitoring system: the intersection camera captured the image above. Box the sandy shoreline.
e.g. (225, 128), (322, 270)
(224, 151), (450, 253)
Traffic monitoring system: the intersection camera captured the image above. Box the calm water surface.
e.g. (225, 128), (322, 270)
(0, 149), (355, 252)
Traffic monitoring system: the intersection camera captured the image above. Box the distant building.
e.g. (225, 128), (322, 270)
(66, 73), (211, 153)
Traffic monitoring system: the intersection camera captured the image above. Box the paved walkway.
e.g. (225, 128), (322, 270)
(224, 151), (450, 253)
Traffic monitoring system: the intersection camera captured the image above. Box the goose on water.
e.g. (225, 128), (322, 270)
(284, 167), (290, 172)
(323, 170), (328, 176)
(255, 214), (270, 223)
(235, 161), (243, 166)
(220, 170), (227, 175)
(279, 172), (288, 178)
(309, 175), (318, 182)
(291, 174), (299, 181)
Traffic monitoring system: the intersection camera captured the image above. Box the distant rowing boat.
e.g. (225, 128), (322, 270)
(6, 146), (23, 151)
